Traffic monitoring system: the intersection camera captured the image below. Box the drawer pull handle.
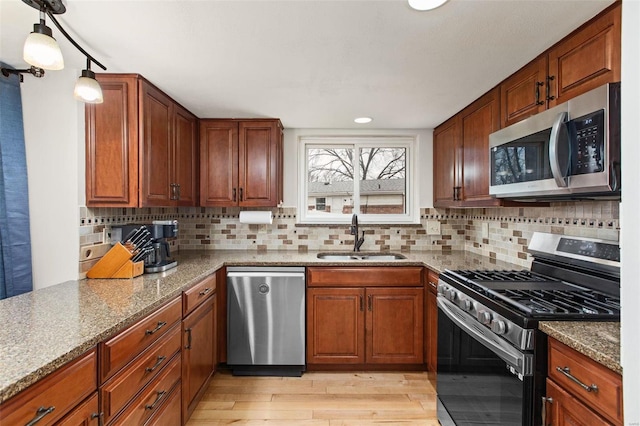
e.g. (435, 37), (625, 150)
(145, 390), (167, 410)
(90, 412), (104, 426)
(185, 328), (193, 349)
(556, 366), (599, 393)
(145, 321), (167, 335)
(199, 287), (212, 296)
(368, 294), (373, 311)
(145, 355), (167, 373)
(25, 406), (55, 426)
(541, 397), (553, 426)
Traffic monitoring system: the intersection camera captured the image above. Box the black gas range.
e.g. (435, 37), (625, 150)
(436, 232), (620, 426)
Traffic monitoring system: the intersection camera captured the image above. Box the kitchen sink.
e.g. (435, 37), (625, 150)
(316, 252), (407, 261)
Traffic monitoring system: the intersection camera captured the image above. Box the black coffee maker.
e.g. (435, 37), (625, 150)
(144, 221), (178, 273)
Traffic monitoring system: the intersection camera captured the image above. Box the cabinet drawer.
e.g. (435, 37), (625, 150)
(546, 379), (611, 426)
(307, 267), (422, 287)
(426, 269), (438, 294)
(548, 338), (622, 425)
(101, 324), (181, 424)
(183, 274), (216, 316)
(144, 382), (182, 426)
(100, 297), (181, 382)
(109, 354), (181, 426)
(0, 349), (97, 426)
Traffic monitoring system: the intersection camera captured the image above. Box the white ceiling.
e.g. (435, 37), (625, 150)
(1, 0), (615, 129)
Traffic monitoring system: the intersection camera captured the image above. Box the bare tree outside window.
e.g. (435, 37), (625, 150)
(307, 146), (406, 215)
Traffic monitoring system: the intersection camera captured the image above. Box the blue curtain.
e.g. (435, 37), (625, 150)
(0, 62), (33, 299)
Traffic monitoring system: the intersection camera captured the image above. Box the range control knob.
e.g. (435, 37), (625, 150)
(477, 310), (492, 325)
(491, 319), (507, 335)
(445, 289), (458, 302)
(459, 299), (472, 312)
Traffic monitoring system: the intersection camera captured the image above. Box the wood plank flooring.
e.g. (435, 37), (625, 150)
(186, 371), (438, 425)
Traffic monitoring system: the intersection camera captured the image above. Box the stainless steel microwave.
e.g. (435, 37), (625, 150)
(489, 82), (621, 200)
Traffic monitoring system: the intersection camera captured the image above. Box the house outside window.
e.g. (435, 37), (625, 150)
(299, 136), (417, 224)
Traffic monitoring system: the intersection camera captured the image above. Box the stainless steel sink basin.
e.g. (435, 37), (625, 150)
(316, 252), (407, 261)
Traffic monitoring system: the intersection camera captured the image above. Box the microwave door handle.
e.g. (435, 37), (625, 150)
(549, 111), (569, 187)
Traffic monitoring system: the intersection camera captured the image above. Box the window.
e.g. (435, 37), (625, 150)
(299, 136), (417, 224)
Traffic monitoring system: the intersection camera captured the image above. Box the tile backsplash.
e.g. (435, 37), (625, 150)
(79, 201), (620, 276)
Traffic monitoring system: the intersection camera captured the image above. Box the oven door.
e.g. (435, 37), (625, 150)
(436, 297), (537, 426)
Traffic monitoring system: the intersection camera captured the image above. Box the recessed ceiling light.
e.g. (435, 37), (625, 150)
(408, 0), (448, 11)
(354, 117), (373, 124)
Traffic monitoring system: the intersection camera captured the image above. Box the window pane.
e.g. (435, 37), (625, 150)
(307, 147), (354, 216)
(358, 147), (406, 215)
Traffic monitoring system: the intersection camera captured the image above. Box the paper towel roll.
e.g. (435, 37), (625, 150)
(239, 211), (273, 224)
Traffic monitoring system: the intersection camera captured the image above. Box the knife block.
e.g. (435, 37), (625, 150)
(86, 242), (144, 279)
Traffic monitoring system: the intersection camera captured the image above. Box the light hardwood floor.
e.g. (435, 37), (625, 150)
(186, 371), (438, 425)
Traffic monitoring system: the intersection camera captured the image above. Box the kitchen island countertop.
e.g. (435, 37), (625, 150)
(0, 249), (618, 403)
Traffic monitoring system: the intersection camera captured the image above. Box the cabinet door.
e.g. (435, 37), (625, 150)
(182, 295), (215, 422)
(140, 81), (173, 207)
(238, 120), (280, 206)
(56, 393), (100, 426)
(366, 287), (424, 364)
(200, 120), (239, 206)
(433, 116), (461, 207)
(174, 104), (198, 206)
(307, 288), (365, 364)
(547, 2), (620, 108)
(86, 75), (139, 207)
(461, 88), (500, 205)
(500, 56), (548, 127)
(426, 271), (438, 373)
(545, 379), (611, 426)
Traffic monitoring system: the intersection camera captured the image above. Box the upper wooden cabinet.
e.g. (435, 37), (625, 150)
(433, 88), (500, 207)
(500, 2), (620, 127)
(200, 119), (283, 207)
(86, 74), (198, 207)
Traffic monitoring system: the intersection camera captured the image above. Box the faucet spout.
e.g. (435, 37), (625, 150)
(350, 214), (363, 251)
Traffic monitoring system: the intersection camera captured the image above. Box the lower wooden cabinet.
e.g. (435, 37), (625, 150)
(543, 337), (623, 426)
(426, 269), (438, 373)
(306, 268), (424, 367)
(57, 393), (100, 426)
(0, 349), (97, 426)
(182, 294), (216, 422)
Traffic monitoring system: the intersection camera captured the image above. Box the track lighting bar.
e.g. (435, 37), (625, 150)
(46, 11), (106, 71)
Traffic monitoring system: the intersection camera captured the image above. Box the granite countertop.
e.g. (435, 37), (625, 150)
(0, 249), (619, 404)
(539, 321), (621, 374)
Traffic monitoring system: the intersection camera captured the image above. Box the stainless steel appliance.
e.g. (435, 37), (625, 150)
(436, 232), (620, 426)
(489, 82), (620, 200)
(227, 266), (306, 376)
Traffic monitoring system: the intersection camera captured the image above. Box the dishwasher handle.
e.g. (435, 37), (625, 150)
(227, 271), (305, 279)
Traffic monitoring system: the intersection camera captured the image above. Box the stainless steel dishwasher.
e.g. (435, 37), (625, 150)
(227, 266), (306, 376)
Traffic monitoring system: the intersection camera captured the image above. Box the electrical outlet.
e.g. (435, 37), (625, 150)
(482, 222), (489, 239)
(426, 220), (441, 235)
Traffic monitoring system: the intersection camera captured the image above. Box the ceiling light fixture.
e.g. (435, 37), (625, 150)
(408, 0), (449, 11)
(354, 117), (373, 124)
(1, 0), (107, 103)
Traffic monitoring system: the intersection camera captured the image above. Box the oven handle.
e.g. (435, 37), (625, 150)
(549, 111), (569, 188)
(437, 297), (532, 376)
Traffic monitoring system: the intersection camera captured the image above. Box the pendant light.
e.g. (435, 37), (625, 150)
(408, 0), (448, 11)
(23, 8), (64, 70)
(1, 0), (108, 104)
(74, 59), (103, 104)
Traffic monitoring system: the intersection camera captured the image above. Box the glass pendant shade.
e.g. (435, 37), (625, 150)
(23, 26), (64, 70)
(74, 70), (103, 104)
(408, 0), (448, 11)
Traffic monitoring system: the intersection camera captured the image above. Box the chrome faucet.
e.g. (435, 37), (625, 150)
(350, 214), (365, 252)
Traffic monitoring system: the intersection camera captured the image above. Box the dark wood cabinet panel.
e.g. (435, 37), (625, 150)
(182, 295), (215, 422)
(145, 383), (182, 426)
(547, 2), (620, 108)
(500, 56), (548, 128)
(307, 266), (422, 287)
(56, 392), (100, 426)
(460, 88), (500, 205)
(200, 119), (283, 207)
(366, 287), (424, 364)
(545, 379), (611, 426)
(87, 74), (198, 207)
(306, 287), (366, 364)
(86, 75), (139, 206)
(433, 116), (461, 207)
(140, 81), (173, 206)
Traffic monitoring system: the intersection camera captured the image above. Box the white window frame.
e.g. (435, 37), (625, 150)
(298, 136), (419, 224)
